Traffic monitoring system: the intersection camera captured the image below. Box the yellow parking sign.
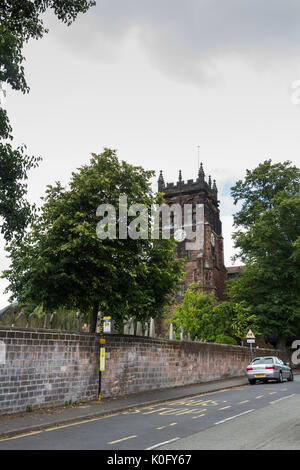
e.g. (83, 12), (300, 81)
(103, 316), (111, 333)
(100, 347), (105, 371)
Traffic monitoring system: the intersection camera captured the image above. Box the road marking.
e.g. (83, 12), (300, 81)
(169, 398), (218, 406)
(201, 400), (219, 407)
(238, 400), (249, 404)
(158, 408), (184, 415)
(161, 385), (248, 406)
(191, 408), (207, 413)
(255, 395), (264, 399)
(218, 406), (231, 410)
(270, 394), (295, 405)
(269, 392), (277, 395)
(144, 406), (209, 417)
(163, 400), (188, 406)
(146, 437), (181, 450)
(108, 435), (137, 445)
(122, 409), (140, 415)
(173, 408), (204, 416)
(192, 413), (206, 419)
(0, 413), (121, 441)
(0, 429), (47, 441)
(156, 423), (177, 430)
(215, 409), (255, 425)
(187, 400), (209, 405)
(143, 407), (169, 415)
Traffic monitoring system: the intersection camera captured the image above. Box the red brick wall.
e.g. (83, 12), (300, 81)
(0, 327), (99, 415)
(101, 335), (288, 398)
(0, 328), (292, 415)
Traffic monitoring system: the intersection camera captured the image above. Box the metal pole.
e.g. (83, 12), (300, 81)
(98, 371), (102, 401)
(98, 320), (104, 401)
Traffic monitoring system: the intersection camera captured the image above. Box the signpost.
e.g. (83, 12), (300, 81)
(100, 346), (106, 371)
(245, 329), (256, 361)
(98, 317), (106, 401)
(103, 316), (111, 333)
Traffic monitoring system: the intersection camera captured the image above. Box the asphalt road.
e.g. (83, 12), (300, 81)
(0, 375), (299, 450)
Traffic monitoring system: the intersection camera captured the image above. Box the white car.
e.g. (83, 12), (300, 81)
(246, 356), (293, 385)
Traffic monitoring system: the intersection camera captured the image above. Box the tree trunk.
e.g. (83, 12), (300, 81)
(276, 334), (287, 351)
(89, 302), (99, 333)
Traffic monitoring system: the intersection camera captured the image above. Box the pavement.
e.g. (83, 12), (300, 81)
(0, 376), (249, 440)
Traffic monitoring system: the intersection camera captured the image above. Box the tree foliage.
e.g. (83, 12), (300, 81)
(170, 282), (257, 344)
(229, 159), (300, 349)
(3, 149), (184, 332)
(0, 0), (96, 93)
(0, 0), (95, 241)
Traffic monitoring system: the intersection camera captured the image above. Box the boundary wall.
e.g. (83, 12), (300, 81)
(0, 328), (289, 415)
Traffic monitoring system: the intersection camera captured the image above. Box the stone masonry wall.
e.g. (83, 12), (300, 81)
(0, 328), (290, 415)
(101, 335), (289, 399)
(0, 327), (99, 415)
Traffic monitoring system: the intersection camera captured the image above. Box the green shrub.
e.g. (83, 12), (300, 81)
(215, 334), (237, 345)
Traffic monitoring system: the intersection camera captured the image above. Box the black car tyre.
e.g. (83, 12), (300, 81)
(277, 371), (283, 383)
(249, 379), (256, 385)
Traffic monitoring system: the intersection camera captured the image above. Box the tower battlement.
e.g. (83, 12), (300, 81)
(158, 164), (218, 202)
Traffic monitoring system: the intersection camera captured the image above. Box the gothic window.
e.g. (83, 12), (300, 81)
(211, 245), (215, 260)
(177, 242), (185, 258)
(192, 206), (196, 226)
(170, 212), (174, 227)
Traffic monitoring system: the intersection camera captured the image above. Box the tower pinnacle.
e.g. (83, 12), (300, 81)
(198, 162), (205, 182)
(158, 170), (165, 191)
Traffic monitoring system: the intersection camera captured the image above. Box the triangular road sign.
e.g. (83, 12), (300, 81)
(245, 329), (256, 339)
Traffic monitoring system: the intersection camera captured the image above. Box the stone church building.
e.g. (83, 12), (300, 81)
(157, 163), (228, 335)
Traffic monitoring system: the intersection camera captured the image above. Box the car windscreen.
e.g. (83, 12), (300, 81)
(251, 357), (274, 364)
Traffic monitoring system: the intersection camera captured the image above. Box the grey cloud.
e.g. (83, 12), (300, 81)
(93, 0), (300, 46)
(58, 0), (300, 83)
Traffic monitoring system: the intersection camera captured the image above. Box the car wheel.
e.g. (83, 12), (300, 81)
(288, 371), (294, 382)
(277, 371), (283, 383)
(248, 379), (256, 385)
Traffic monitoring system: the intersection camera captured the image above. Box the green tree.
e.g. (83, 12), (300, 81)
(170, 283), (218, 341)
(214, 300), (259, 342)
(229, 159), (300, 350)
(0, 0), (95, 241)
(170, 282), (257, 344)
(3, 149), (184, 332)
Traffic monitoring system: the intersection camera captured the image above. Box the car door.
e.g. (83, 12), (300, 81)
(282, 361), (290, 379)
(278, 359), (287, 379)
(274, 357), (281, 377)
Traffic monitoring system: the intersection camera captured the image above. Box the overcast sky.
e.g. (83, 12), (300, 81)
(1, 0), (300, 307)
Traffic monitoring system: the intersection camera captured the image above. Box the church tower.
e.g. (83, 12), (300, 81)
(158, 164), (227, 302)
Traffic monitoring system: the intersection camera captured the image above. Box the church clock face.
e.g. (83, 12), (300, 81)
(174, 229), (186, 242)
